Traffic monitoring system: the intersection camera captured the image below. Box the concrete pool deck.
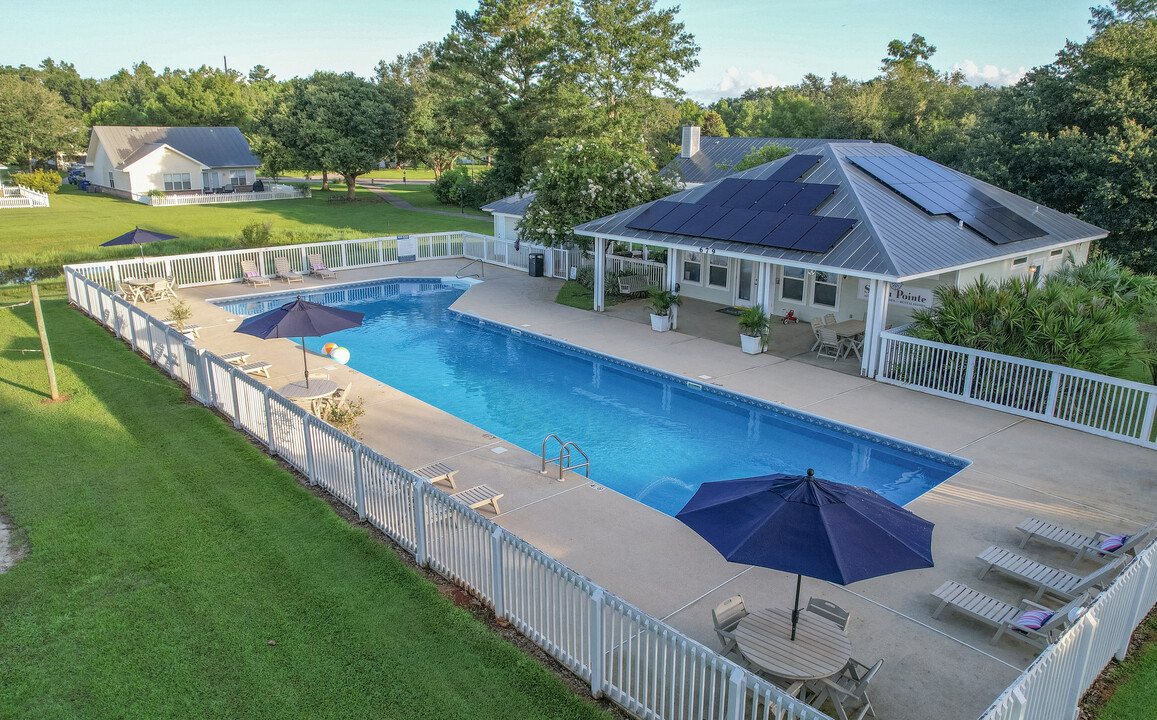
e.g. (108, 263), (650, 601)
(172, 259), (1156, 720)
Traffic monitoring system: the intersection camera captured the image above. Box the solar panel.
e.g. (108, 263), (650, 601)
(769, 154), (821, 182)
(699, 208), (760, 241)
(625, 201), (679, 231)
(722, 179), (780, 209)
(730, 212), (790, 245)
(750, 183), (803, 212)
(672, 205), (730, 236)
(697, 178), (750, 207)
(780, 183), (838, 214)
(791, 217), (857, 253)
(957, 207), (1046, 245)
(649, 202), (706, 233)
(760, 215), (820, 249)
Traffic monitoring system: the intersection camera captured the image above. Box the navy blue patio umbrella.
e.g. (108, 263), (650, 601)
(100, 226), (179, 259)
(235, 296), (364, 388)
(676, 469), (934, 640)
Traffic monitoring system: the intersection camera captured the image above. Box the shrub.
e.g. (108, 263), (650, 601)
(239, 221), (273, 246)
(321, 396), (365, 440)
(11, 169), (63, 194)
(147, 189), (167, 198)
(431, 168), (485, 207)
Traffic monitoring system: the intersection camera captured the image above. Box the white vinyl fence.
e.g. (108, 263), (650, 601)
(63, 264), (825, 720)
(876, 328), (1157, 449)
(0, 185), (50, 208)
(137, 185), (311, 206)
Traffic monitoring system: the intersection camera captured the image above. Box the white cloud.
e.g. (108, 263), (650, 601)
(952, 60), (1027, 87)
(688, 66), (783, 103)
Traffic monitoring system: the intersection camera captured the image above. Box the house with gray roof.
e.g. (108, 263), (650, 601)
(85, 126), (262, 200)
(573, 141), (1106, 377)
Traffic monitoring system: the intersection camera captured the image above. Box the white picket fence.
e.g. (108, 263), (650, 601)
(137, 185), (311, 206)
(876, 328), (1157, 449)
(980, 543), (1157, 720)
(0, 184), (51, 208)
(63, 265), (830, 720)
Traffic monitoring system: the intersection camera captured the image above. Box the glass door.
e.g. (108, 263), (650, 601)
(735, 259), (756, 306)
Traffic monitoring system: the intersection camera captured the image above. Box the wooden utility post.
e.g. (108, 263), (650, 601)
(29, 283), (60, 401)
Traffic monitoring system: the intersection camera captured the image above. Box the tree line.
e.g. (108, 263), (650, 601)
(1, 0), (1153, 270)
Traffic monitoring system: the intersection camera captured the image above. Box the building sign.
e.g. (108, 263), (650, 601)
(858, 282), (934, 309)
(396, 235), (418, 263)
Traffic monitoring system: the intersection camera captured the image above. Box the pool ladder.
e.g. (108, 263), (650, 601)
(541, 434), (590, 482)
(456, 258), (485, 279)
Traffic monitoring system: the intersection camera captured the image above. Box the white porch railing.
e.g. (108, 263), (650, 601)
(600, 253), (668, 287)
(134, 185), (311, 206)
(876, 328), (1157, 449)
(63, 265), (830, 720)
(0, 184), (50, 208)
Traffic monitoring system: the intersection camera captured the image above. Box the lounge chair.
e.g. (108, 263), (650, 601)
(237, 361), (271, 378)
(307, 253), (337, 280)
(219, 351), (251, 364)
(273, 256), (304, 284)
(239, 260), (270, 287)
(806, 597), (850, 631)
(803, 657), (882, 720)
(930, 580), (1088, 648)
(817, 328), (842, 361)
(1016, 517), (1157, 565)
(976, 547), (1125, 602)
(711, 595), (749, 660)
(809, 317), (825, 351)
(162, 320), (201, 338)
(452, 484), (503, 515)
(413, 462), (459, 490)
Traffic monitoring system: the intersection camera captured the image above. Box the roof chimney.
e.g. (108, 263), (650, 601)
(681, 126), (700, 158)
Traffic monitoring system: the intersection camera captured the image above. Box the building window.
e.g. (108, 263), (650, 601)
(812, 271), (838, 308)
(163, 173), (191, 191)
(682, 253), (702, 284)
(1012, 257), (1028, 268)
(229, 170), (247, 186)
(708, 255), (728, 288)
(780, 267), (805, 302)
(1050, 249), (1064, 258)
(108, 172), (115, 189)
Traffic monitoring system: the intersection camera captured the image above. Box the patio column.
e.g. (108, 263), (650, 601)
(593, 237), (606, 312)
(863, 278), (891, 377)
(666, 248), (679, 330)
(756, 262), (774, 316)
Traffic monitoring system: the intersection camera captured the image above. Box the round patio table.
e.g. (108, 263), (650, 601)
(277, 378), (338, 401)
(734, 607), (852, 682)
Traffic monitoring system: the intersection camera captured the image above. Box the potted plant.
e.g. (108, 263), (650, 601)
(737, 305), (770, 354)
(647, 285), (682, 332)
(166, 299), (195, 341)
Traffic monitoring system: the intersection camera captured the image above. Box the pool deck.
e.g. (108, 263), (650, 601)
(175, 260), (1156, 720)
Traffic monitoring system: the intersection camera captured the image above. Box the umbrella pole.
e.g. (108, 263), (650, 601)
(301, 336), (310, 388)
(791, 574), (802, 641)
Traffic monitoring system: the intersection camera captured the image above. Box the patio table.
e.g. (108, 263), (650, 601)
(828, 319), (865, 340)
(277, 379), (339, 401)
(125, 277), (169, 302)
(734, 607), (852, 682)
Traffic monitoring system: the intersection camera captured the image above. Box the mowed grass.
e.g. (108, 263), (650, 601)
(0, 288), (611, 720)
(1093, 614), (1157, 720)
(1, 184), (490, 270)
(379, 183), (490, 218)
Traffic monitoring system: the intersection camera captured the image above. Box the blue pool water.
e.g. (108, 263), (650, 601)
(217, 278), (968, 516)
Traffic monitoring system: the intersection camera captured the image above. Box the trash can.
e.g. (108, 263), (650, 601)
(528, 252), (544, 277)
(79, 180), (90, 191)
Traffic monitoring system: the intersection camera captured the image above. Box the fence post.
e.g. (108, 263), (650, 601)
(413, 482), (428, 567)
(263, 387), (276, 453)
(1007, 687), (1029, 720)
(589, 588), (605, 698)
(230, 373), (242, 429)
(1066, 614), (1099, 719)
(193, 348), (211, 404)
(302, 414), (315, 485)
(491, 526), (505, 620)
(725, 666), (747, 720)
(1139, 391), (1157, 446)
(353, 443), (366, 520)
(1118, 554), (1154, 660)
(1044, 370), (1062, 419)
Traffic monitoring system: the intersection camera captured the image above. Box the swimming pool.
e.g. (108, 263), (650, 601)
(217, 278), (968, 516)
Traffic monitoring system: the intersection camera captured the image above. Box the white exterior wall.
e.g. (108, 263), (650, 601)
(126, 147), (205, 194)
(955, 241), (1089, 288)
(490, 213), (521, 241)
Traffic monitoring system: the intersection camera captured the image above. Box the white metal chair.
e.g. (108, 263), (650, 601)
(806, 597), (850, 630)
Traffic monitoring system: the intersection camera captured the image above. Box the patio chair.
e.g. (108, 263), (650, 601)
(120, 281), (147, 304)
(817, 328), (842, 361)
(219, 351), (250, 365)
(976, 546), (1126, 602)
(711, 595), (749, 659)
(930, 580), (1089, 648)
(804, 657), (882, 720)
(1016, 517), (1157, 565)
(839, 334), (863, 360)
(412, 461), (459, 490)
(273, 256), (304, 284)
(239, 260), (271, 287)
(307, 253), (338, 280)
(237, 361), (272, 378)
(809, 317), (824, 351)
(164, 276), (179, 298)
(823, 313), (838, 326)
(312, 382), (352, 416)
(806, 597), (850, 630)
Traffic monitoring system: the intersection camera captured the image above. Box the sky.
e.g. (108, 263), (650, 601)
(6, 0), (1097, 102)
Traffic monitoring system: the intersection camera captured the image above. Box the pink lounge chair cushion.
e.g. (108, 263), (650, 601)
(244, 270), (258, 278)
(1100, 534), (1128, 553)
(312, 264), (325, 270)
(1015, 609), (1053, 630)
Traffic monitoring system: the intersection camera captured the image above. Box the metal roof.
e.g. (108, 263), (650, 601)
(661, 137), (872, 185)
(90, 126), (261, 169)
(575, 142), (1107, 280)
(481, 191), (536, 215)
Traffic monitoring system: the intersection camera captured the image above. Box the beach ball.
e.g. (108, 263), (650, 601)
(323, 342), (337, 356)
(331, 346), (351, 365)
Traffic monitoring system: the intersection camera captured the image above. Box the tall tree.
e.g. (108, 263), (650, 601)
(0, 75), (82, 168)
(144, 66), (249, 127)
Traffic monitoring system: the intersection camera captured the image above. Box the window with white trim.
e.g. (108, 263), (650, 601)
(1012, 256), (1028, 268)
(1050, 249), (1064, 258)
(811, 270), (838, 308)
(682, 252), (702, 284)
(163, 173), (191, 191)
(108, 172), (115, 189)
(708, 254), (728, 288)
(780, 267), (805, 302)
(229, 170), (247, 186)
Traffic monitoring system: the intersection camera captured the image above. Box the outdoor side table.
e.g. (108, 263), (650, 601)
(734, 607), (853, 682)
(277, 379), (339, 401)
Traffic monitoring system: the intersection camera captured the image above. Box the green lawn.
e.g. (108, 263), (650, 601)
(1092, 613), (1157, 720)
(379, 183), (490, 218)
(0, 286), (612, 720)
(1, 184), (490, 272)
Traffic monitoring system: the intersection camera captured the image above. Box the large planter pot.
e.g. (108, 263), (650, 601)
(740, 333), (763, 354)
(650, 313), (671, 332)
